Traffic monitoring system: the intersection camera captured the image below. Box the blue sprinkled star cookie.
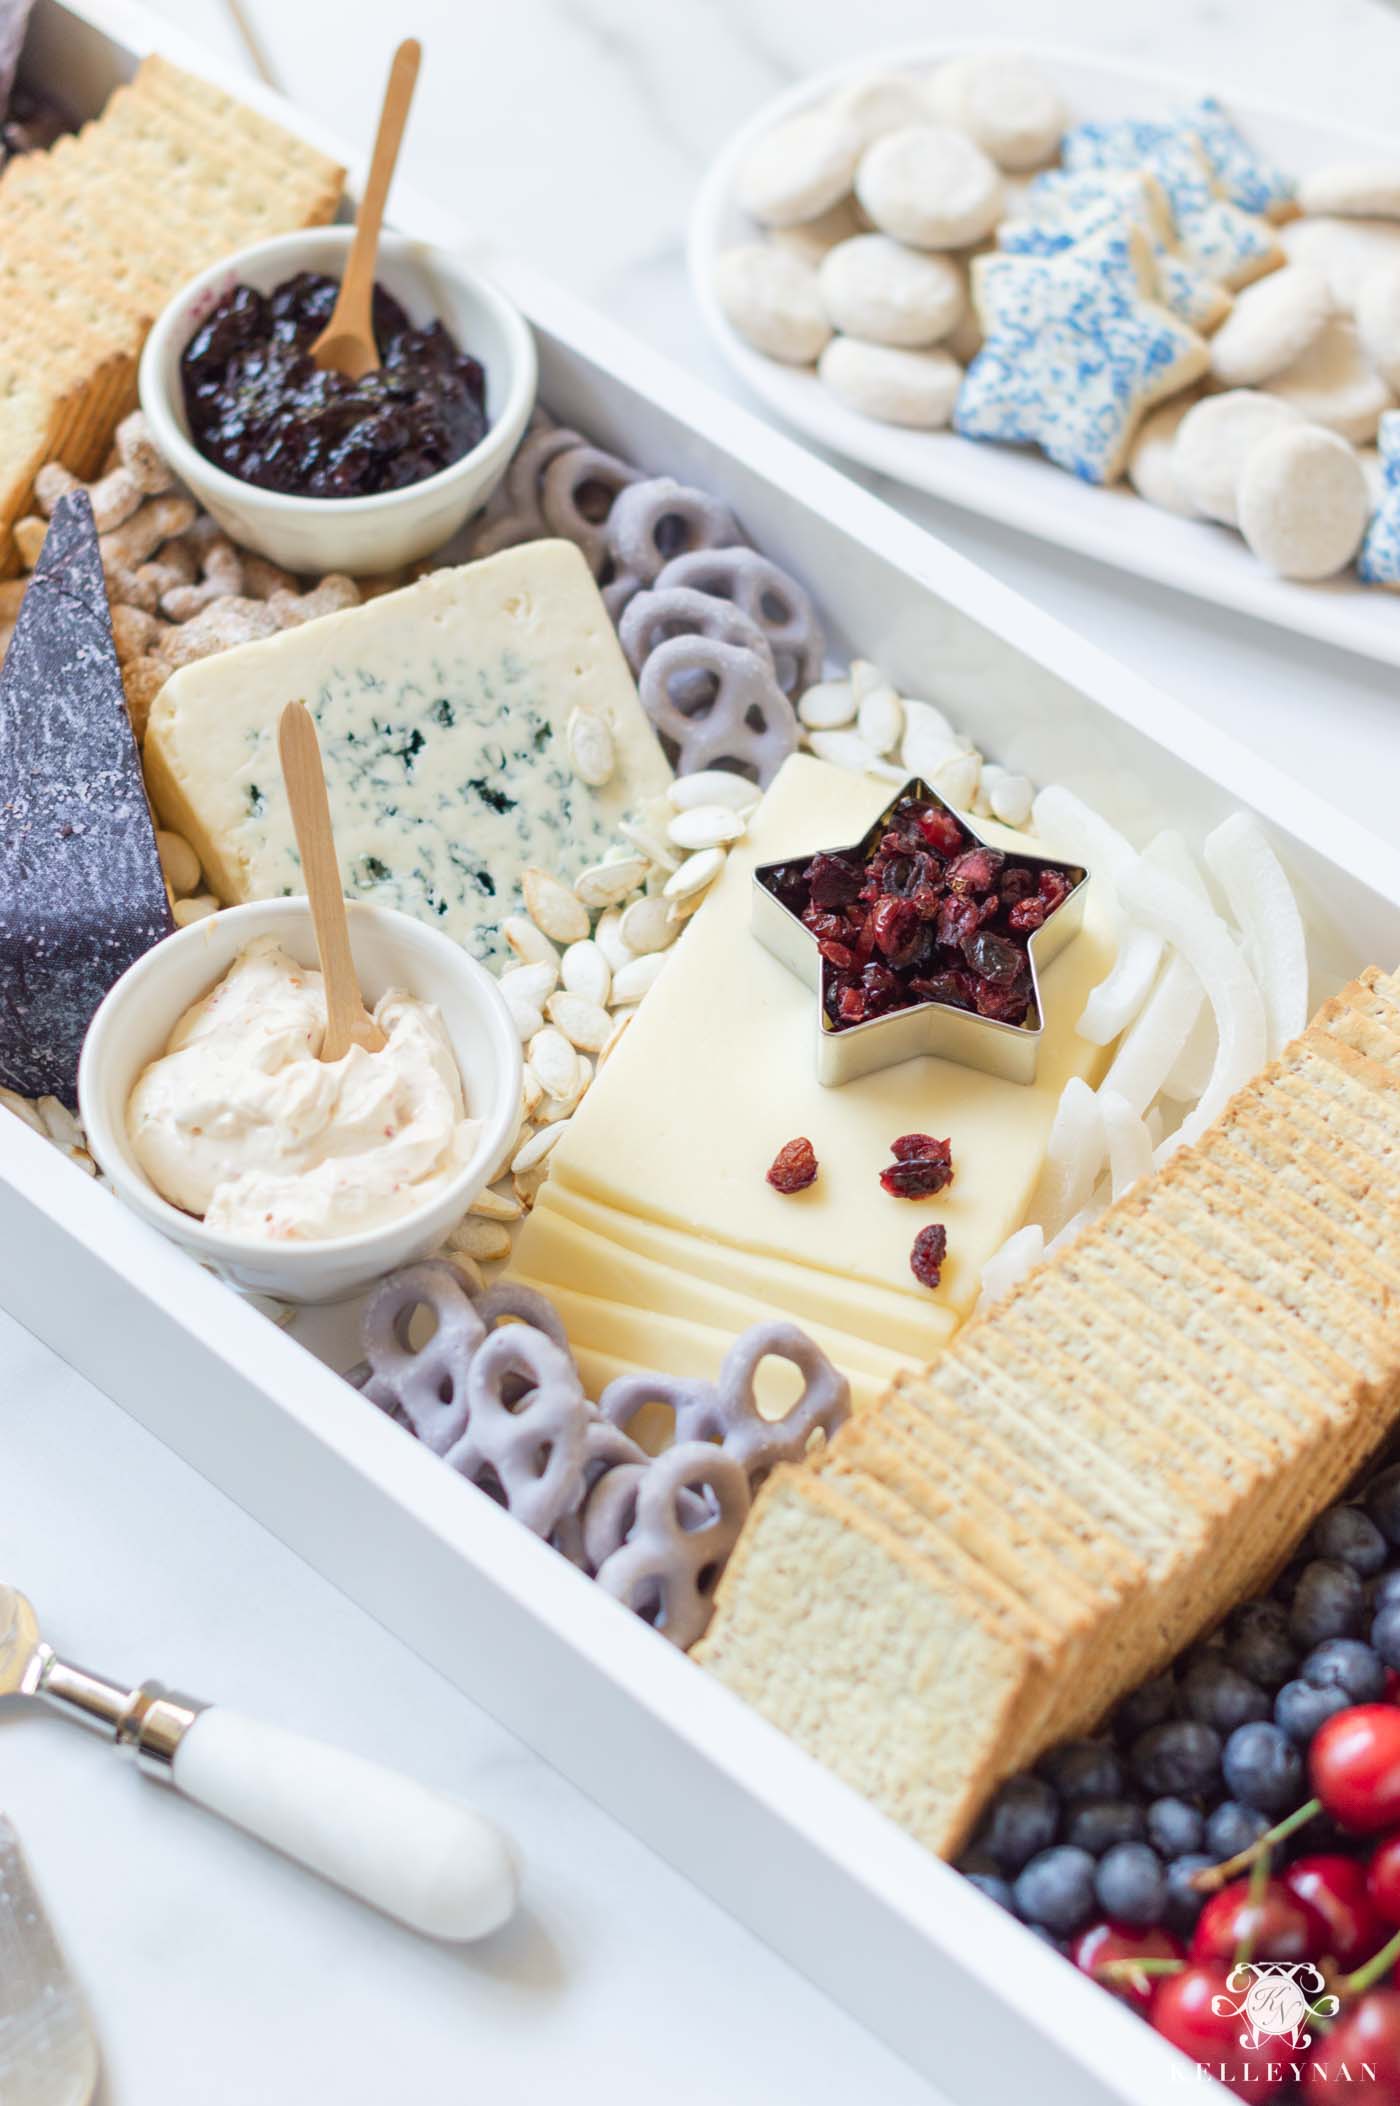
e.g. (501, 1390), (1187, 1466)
(1183, 95), (1296, 221)
(1001, 167), (1231, 333)
(1062, 118), (1281, 290)
(955, 224), (1210, 483)
(1358, 409), (1400, 587)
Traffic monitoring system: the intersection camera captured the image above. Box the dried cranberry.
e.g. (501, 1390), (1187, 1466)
(1000, 866), (1035, 905)
(836, 983), (867, 1023)
(914, 806), (964, 856)
(947, 847), (1005, 897)
(910, 1224), (948, 1289)
(766, 1137), (818, 1194)
(880, 1135), (954, 1199)
(801, 908), (848, 944)
(1038, 867), (1073, 909)
(860, 960), (900, 1012)
(1007, 895), (1048, 934)
(935, 894), (984, 949)
(817, 938), (856, 971)
(912, 969), (977, 1011)
(974, 977), (1032, 1024)
(868, 896), (924, 965)
(962, 928), (1025, 987)
(805, 852), (861, 908)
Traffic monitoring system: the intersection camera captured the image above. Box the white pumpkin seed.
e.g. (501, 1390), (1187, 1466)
(522, 865), (590, 944)
(437, 1241), (485, 1292)
(521, 1065), (545, 1118)
(990, 770), (1034, 827)
(594, 905), (634, 974)
(849, 658), (883, 700)
(513, 1121), (568, 1174)
(513, 1163), (549, 1207)
(808, 729), (877, 773)
(598, 1010), (635, 1067)
(903, 728), (962, 781)
(470, 1185), (524, 1223)
(567, 705), (615, 787)
(932, 752), (980, 810)
(797, 679), (856, 731)
(901, 698), (956, 751)
(546, 990), (612, 1052)
(451, 1217), (513, 1263)
(172, 894), (218, 926)
(666, 804), (747, 851)
(867, 756), (907, 783)
(857, 685), (904, 756)
(662, 846), (725, 902)
(36, 1096), (84, 1149)
(486, 1120), (525, 1184)
(618, 895), (676, 955)
(528, 1026), (583, 1102)
(574, 855), (648, 909)
(155, 829), (201, 895)
(503, 988), (544, 1042)
(667, 770), (759, 812)
(500, 959), (558, 1009)
(0, 1088), (45, 1137)
(503, 915), (560, 968)
(611, 951), (669, 1003)
(617, 819), (680, 873)
(561, 938), (611, 1006)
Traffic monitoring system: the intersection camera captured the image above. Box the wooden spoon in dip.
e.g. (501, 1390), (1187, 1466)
(310, 37), (422, 380)
(277, 701), (386, 1060)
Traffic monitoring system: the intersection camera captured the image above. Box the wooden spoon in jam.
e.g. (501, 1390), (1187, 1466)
(310, 37), (422, 380)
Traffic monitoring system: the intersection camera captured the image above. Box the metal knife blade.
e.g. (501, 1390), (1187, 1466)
(0, 1817), (98, 2106)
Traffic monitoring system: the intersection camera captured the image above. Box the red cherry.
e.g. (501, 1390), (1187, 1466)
(1302, 1988), (1400, 2099)
(1311, 1706), (1400, 1831)
(1152, 1964), (1287, 2100)
(1370, 1834), (1400, 1927)
(1286, 1854), (1391, 1969)
(1069, 1920), (1185, 2016)
(1385, 1669), (1400, 1704)
(1191, 1877), (1325, 1965)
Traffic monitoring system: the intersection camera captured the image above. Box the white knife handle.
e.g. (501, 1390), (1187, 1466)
(171, 1708), (520, 1942)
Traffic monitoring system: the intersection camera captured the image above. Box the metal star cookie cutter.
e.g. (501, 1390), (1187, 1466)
(751, 777), (1089, 1088)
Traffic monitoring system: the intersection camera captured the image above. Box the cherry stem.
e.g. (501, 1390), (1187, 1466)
(1236, 1841), (1274, 1968)
(1338, 1925), (1400, 2000)
(1097, 1957), (1186, 1982)
(1191, 1797), (1323, 1894)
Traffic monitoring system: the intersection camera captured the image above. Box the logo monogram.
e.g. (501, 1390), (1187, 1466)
(1211, 1960), (1340, 2051)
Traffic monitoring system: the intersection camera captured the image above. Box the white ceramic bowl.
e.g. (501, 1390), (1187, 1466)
(77, 899), (522, 1305)
(139, 226), (537, 575)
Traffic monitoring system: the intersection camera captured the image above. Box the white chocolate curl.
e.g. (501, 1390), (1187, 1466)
(977, 1223), (1045, 1312)
(1203, 811), (1309, 1061)
(1099, 833), (1210, 1116)
(1099, 1088), (1154, 1198)
(1029, 1076), (1105, 1238)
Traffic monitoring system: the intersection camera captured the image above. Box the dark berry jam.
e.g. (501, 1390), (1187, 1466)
(762, 789), (1083, 1034)
(179, 271), (489, 499)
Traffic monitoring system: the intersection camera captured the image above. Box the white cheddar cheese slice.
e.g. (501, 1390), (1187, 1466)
(511, 756), (1116, 1383)
(142, 542), (671, 968)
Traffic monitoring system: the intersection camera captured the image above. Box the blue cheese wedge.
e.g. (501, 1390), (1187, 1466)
(142, 541), (672, 966)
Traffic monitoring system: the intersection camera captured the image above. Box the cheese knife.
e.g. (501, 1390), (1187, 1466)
(0, 1585), (519, 1942)
(0, 1815), (99, 2106)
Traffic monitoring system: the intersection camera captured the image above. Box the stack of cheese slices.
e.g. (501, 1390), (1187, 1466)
(695, 968), (1400, 1860)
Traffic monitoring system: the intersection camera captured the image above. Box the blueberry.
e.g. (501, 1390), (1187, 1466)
(1367, 1464), (1400, 1546)
(1038, 1739), (1125, 1803)
(1179, 1657), (1271, 1734)
(1226, 1601), (1298, 1691)
(1094, 1840), (1165, 1928)
(975, 1775), (1060, 1874)
(1274, 1677), (1352, 1747)
(1146, 1797), (1205, 1858)
(1301, 1637), (1387, 1703)
(1064, 1797), (1146, 1856)
(1222, 1720), (1304, 1813)
(1164, 1853), (1215, 1936)
(1373, 1603), (1400, 1672)
(1310, 1505), (1389, 1578)
(1369, 1569), (1400, 1615)
(1290, 1561), (1364, 1647)
(1205, 1800), (1271, 1860)
(1131, 1720), (1223, 1798)
(965, 1869), (1015, 1911)
(1114, 1673), (1177, 1743)
(1013, 1845), (1097, 1936)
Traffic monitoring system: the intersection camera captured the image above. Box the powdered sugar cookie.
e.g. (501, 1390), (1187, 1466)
(1173, 390), (1302, 525)
(1208, 264), (1333, 386)
(827, 70), (931, 148)
(818, 338), (962, 427)
(769, 197), (868, 270)
(1001, 167), (1230, 332)
(1265, 314), (1394, 443)
(946, 301), (983, 366)
(1358, 410), (1400, 585)
(1280, 216), (1400, 310)
(1237, 424), (1370, 580)
(926, 51), (1064, 173)
(1127, 389), (1205, 514)
(714, 244), (833, 365)
(856, 125), (1003, 250)
(1299, 162), (1400, 222)
(1062, 118), (1281, 290)
(736, 109), (863, 228)
(819, 234), (964, 347)
(1358, 443), (1386, 510)
(1357, 262), (1400, 389)
(955, 225), (1209, 482)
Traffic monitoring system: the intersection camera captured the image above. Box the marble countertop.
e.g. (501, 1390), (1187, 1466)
(11, 0), (1400, 2100)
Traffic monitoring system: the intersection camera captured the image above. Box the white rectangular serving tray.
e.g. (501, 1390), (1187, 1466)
(7, 7), (1400, 2101)
(689, 41), (1400, 671)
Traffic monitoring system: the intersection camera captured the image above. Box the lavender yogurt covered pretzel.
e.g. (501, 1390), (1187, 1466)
(594, 1442), (752, 1650)
(639, 632), (798, 785)
(357, 1259), (486, 1456)
(603, 477), (741, 587)
(652, 546), (824, 698)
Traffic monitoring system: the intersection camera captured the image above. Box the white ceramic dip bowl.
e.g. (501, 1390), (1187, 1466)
(78, 898), (522, 1304)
